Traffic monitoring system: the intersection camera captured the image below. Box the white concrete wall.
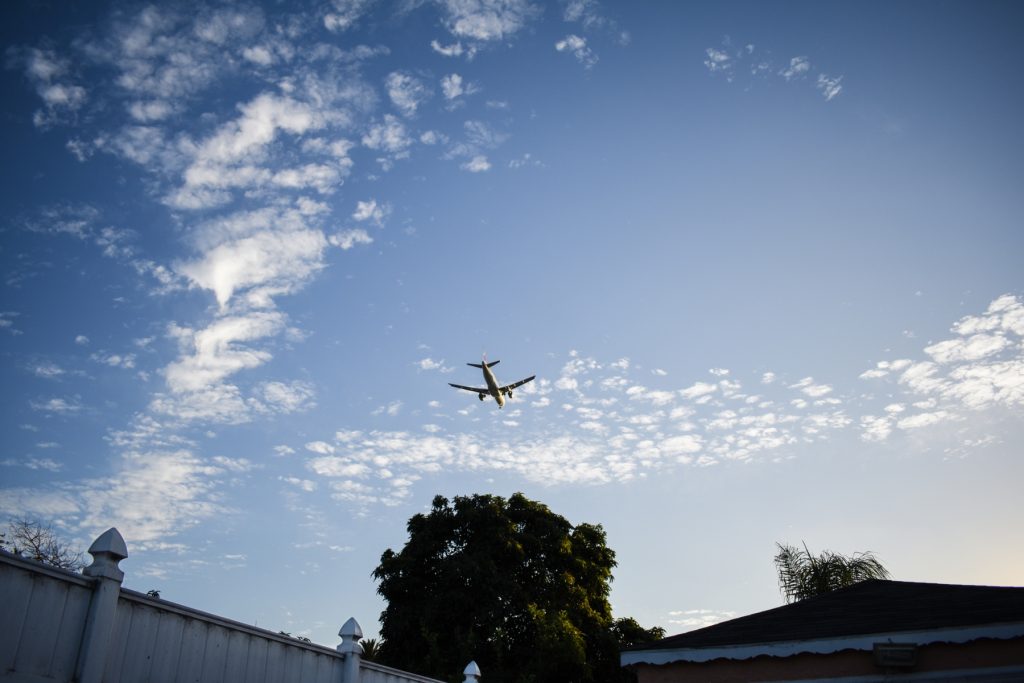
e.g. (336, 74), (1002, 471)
(0, 530), (455, 683)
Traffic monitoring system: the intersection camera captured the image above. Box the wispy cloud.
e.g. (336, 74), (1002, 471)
(9, 47), (88, 127)
(324, 0), (376, 33)
(0, 416), (242, 548)
(555, 35), (598, 68)
(704, 39), (843, 100)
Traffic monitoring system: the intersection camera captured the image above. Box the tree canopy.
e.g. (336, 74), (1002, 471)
(373, 493), (656, 683)
(774, 542), (890, 603)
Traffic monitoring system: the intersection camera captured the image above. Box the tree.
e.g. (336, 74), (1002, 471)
(610, 617), (666, 649)
(373, 493), (652, 683)
(1, 518), (84, 571)
(774, 542), (890, 603)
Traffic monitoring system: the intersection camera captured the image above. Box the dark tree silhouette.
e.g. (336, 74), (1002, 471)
(374, 493), (656, 683)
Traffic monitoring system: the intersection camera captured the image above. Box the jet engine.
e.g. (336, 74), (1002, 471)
(478, 393), (485, 401)
(507, 390), (513, 399)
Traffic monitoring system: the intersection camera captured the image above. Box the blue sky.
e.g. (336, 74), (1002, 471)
(2, 0), (1023, 645)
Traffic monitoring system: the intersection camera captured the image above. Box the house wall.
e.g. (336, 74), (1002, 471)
(632, 636), (1024, 683)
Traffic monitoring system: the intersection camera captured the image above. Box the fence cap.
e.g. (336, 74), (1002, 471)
(339, 617), (363, 640)
(84, 528), (128, 581)
(464, 661), (481, 676)
(337, 617), (364, 656)
(88, 528), (128, 559)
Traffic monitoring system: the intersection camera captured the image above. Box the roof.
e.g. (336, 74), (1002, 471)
(629, 580), (1024, 654)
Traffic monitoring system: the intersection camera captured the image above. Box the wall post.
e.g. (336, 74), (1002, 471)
(75, 528), (128, 683)
(337, 616), (363, 683)
(463, 660), (481, 682)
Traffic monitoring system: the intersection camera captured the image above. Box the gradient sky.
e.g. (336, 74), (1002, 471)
(2, 0), (1023, 646)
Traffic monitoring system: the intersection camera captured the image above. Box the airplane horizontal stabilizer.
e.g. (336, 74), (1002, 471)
(467, 363), (484, 368)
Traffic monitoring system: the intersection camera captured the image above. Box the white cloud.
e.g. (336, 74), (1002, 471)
(661, 435), (702, 456)
(324, 0), (375, 32)
(128, 100), (174, 122)
(352, 199), (391, 225)
(270, 163), (344, 194)
(329, 229), (373, 250)
(817, 73), (843, 101)
(461, 155), (491, 172)
(84, 6), (262, 128)
(441, 73), (465, 100)
(31, 362), (66, 379)
(789, 377), (833, 398)
(171, 93), (323, 208)
(555, 34), (597, 68)
(430, 40), (467, 58)
(667, 609), (737, 631)
(860, 415), (892, 442)
(242, 45), (275, 66)
(149, 384), (252, 424)
(373, 401), (404, 416)
(437, 0), (540, 41)
(176, 207), (328, 308)
(362, 114), (413, 158)
(30, 397), (82, 414)
(386, 72), (431, 117)
(92, 352), (137, 369)
(308, 457), (372, 478)
(305, 441), (335, 455)
(16, 47), (88, 127)
(925, 333), (1008, 364)
(704, 48), (731, 76)
(859, 358), (913, 379)
(2, 457), (63, 472)
(680, 381), (716, 400)
(858, 295), (1024, 441)
(897, 411), (954, 430)
(780, 56), (810, 81)
(0, 439), (227, 547)
(418, 358), (453, 372)
(257, 381), (316, 414)
(280, 476), (317, 492)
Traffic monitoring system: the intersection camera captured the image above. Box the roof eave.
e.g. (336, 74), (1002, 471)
(620, 622), (1024, 667)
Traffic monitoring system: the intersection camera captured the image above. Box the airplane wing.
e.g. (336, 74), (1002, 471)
(500, 375), (536, 391)
(449, 383), (490, 393)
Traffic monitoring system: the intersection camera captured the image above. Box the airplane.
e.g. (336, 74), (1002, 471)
(449, 357), (535, 408)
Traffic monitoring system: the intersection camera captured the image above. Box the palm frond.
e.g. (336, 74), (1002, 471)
(774, 542), (889, 603)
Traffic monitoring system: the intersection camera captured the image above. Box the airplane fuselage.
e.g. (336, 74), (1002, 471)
(482, 363), (505, 408)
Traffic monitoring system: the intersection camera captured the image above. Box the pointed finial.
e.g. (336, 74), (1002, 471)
(463, 660), (481, 682)
(337, 617), (364, 655)
(84, 528), (128, 581)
